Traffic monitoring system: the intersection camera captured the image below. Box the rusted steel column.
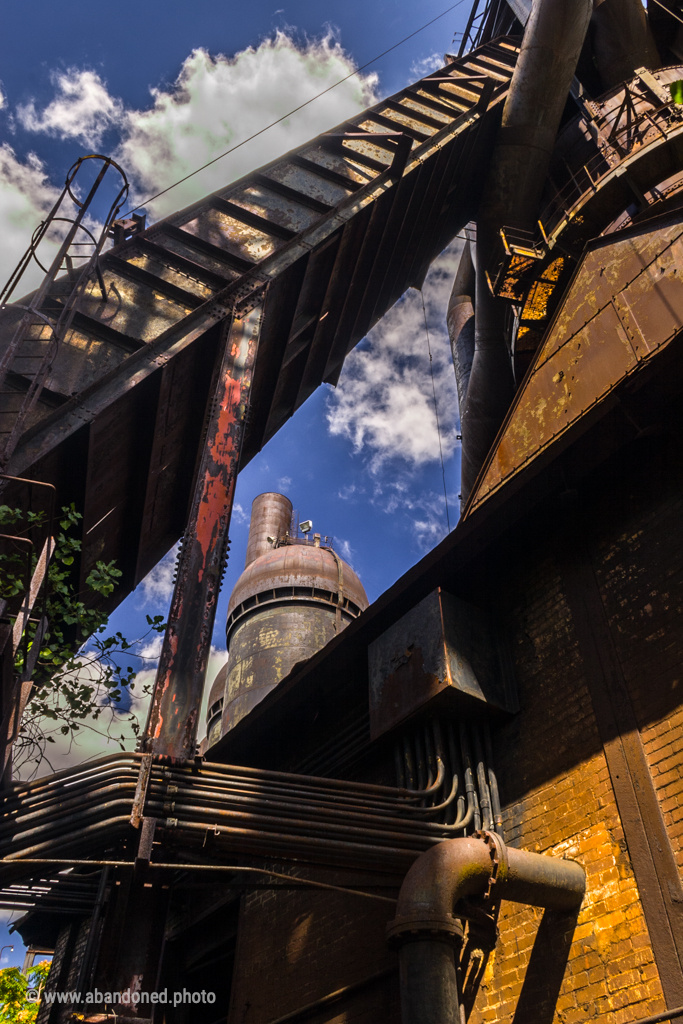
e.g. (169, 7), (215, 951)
(143, 303), (264, 761)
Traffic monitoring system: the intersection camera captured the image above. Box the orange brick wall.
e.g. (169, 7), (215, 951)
(641, 710), (683, 876)
(474, 537), (668, 1024)
(586, 453), (683, 879)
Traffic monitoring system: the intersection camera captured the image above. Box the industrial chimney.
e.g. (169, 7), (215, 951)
(206, 493), (368, 745)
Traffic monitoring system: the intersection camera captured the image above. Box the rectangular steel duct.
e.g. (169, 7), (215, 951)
(368, 587), (517, 739)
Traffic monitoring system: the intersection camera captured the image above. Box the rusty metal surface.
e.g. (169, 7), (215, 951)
(0, 751), (502, 879)
(142, 305), (262, 761)
(219, 509), (369, 738)
(0, 156), (129, 473)
(368, 588), (516, 741)
(244, 492), (293, 568)
(228, 542), (368, 619)
(0, 37), (517, 625)
(487, 65), (683, 370)
(222, 603), (341, 734)
(467, 211), (683, 515)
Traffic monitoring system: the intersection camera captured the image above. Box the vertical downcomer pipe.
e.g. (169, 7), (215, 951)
(481, 0), (593, 236)
(400, 940), (461, 1024)
(591, 0), (661, 91)
(388, 833), (585, 1024)
(244, 493), (293, 568)
(460, 0), (593, 503)
(447, 240), (476, 421)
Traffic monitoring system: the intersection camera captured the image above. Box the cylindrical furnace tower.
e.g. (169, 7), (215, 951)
(215, 493), (368, 738)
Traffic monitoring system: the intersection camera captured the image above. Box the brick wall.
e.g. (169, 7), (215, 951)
(225, 442), (683, 1024)
(466, 529), (667, 1024)
(586, 442), (683, 877)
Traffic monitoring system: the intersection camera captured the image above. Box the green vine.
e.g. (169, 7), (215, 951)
(0, 504), (165, 776)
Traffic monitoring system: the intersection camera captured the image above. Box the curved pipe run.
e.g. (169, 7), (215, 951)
(387, 832), (585, 1024)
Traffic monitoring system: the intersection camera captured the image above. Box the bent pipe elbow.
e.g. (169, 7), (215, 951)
(388, 831), (585, 945)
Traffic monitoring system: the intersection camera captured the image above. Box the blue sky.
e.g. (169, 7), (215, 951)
(0, 0), (474, 965)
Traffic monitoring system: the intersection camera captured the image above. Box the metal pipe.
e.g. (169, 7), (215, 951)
(461, 0), (593, 502)
(400, 941), (460, 1024)
(387, 832), (586, 1024)
(614, 1007), (683, 1024)
(591, 0), (660, 90)
(484, 721), (504, 838)
(244, 492), (294, 568)
(459, 721), (480, 830)
(447, 239), (476, 420)
(473, 723), (493, 832)
(169, 757), (448, 801)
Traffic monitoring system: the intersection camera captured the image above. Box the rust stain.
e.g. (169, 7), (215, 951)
(467, 219), (683, 515)
(142, 306), (263, 760)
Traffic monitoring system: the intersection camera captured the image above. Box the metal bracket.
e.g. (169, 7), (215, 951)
(130, 753), (153, 828)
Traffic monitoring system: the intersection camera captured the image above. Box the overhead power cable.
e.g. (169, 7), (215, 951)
(648, 0), (683, 25)
(125, 0), (467, 215)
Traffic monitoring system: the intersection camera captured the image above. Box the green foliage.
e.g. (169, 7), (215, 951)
(0, 505), (166, 775)
(0, 961), (51, 1024)
(671, 80), (683, 105)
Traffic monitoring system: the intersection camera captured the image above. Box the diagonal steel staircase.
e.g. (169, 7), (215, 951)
(0, 38), (519, 612)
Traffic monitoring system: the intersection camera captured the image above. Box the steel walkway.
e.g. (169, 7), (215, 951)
(0, 38), (519, 612)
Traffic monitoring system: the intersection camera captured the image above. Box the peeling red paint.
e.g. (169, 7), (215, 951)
(142, 305), (264, 762)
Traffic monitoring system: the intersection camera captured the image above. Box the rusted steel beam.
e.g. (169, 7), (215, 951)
(142, 301), (265, 761)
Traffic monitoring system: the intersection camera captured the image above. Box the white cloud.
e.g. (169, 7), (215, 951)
(326, 241), (462, 471)
(116, 34), (378, 218)
(372, 480), (453, 550)
(15, 641), (229, 780)
(232, 502), (249, 524)
(137, 633), (163, 664)
(410, 52), (444, 77)
(337, 483), (363, 501)
(278, 476), (292, 490)
(137, 541), (180, 607)
(0, 144), (62, 294)
(0, 87), (6, 111)
(1, 31), (377, 302)
(335, 537), (356, 567)
(17, 69), (123, 146)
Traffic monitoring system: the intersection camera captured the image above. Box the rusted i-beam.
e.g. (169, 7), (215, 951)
(142, 301), (264, 762)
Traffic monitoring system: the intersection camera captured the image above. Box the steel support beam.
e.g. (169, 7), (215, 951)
(142, 300), (265, 761)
